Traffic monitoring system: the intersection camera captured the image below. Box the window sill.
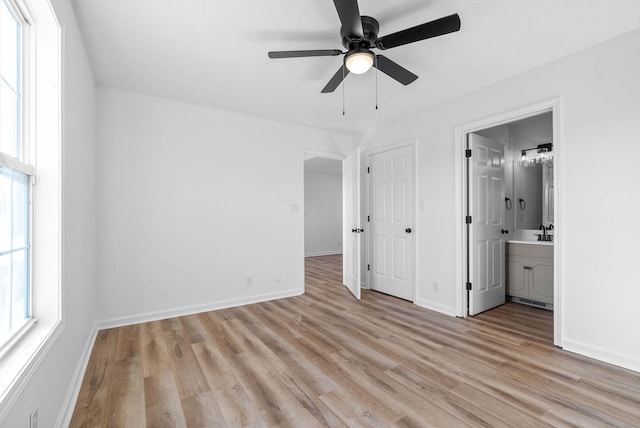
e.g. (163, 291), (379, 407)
(0, 319), (63, 422)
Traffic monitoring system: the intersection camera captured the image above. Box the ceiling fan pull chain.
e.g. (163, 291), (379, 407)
(342, 62), (346, 115)
(375, 56), (379, 110)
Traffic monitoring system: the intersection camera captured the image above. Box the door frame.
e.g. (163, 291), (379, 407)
(454, 99), (563, 347)
(365, 139), (417, 301)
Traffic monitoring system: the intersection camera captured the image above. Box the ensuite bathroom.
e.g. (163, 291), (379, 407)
(476, 111), (554, 310)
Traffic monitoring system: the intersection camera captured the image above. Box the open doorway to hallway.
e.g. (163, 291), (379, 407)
(303, 157), (343, 258)
(303, 156), (343, 296)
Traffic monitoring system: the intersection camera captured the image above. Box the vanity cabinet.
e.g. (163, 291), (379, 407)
(507, 243), (553, 305)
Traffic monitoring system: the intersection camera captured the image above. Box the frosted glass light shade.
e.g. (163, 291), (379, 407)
(345, 50), (374, 74)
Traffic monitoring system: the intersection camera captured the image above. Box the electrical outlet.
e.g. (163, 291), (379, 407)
(432, 281), (439, 292)
(30, 408), (38, 428)
(245, 274), (254, 287)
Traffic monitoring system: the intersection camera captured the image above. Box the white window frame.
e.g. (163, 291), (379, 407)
(0, 0), (61, 421)
(0, 0), (36, 355)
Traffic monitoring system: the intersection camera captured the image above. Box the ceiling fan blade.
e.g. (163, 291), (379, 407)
(268, 49), (343, 59)
(375, 13), (461, 50)
(332, 0), (363, 39)
(321, 65), (349, 93)
(374, 55), (418, 85)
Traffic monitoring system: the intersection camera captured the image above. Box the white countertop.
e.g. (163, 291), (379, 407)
(507, 240), (554, 246)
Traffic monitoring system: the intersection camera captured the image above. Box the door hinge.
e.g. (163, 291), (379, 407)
(465, 215), (472, 224)
(367, 215), (370, 222)
(465, 149), (472, 158)
(466, 282), (472, 291)
(368, 264), (370, 271)
(367, 167), (370, 173)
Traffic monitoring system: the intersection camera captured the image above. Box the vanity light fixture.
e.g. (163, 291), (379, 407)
(519, 142), (553, 167)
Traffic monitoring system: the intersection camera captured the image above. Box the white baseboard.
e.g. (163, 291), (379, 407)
(97, 288), (304, 330)
(304, 250), (342, 257)
(414, 298), (457, 317)
(55, 325), (99, 428)
(562, 338), (640, 374)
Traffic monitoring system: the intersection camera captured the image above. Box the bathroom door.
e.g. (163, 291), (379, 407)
(468, 134), (506, 315)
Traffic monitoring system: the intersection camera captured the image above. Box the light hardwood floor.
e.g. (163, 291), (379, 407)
(70, 254), (640, 427)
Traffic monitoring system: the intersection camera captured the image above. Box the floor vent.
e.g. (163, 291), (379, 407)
(507, 295), (553, 311)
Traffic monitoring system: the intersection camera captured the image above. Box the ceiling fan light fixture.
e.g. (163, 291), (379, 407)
(345, 49), (374, 74)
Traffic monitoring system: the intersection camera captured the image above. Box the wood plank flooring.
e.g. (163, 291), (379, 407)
(70, 254), (640, 427)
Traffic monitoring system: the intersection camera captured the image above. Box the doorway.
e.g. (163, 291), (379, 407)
(455, 99), (562, 347)
(303, 150), (346, 297)
(303, 156), (343, 258)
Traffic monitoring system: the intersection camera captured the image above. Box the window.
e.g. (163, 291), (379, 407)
(0, 0), (33, 351)
(0, 0), (61, 416)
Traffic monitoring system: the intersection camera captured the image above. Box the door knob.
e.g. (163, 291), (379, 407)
(405, 228), (412, 233)
(501, 229), (509, 234)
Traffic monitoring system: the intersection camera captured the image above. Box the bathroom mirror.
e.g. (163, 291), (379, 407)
(514, 162), (554, 230)
(514, 162), (543, 229)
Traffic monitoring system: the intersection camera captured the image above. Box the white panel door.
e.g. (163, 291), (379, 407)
(343, 147), (361, 300)
(369, 145), (414, 301)
(469, 134), (505, 315)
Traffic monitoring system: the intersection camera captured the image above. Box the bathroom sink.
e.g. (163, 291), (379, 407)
(507, 240), (554, 246)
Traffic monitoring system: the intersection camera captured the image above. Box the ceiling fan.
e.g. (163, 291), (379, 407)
(267, 0), (461, 93)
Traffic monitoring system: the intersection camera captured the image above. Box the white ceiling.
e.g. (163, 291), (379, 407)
(71, 0), (640, 138)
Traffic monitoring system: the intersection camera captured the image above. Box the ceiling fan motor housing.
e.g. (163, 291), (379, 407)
(341, 15), (379, 50)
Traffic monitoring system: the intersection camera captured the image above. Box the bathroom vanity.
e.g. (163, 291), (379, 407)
(506, 241), (554, 309)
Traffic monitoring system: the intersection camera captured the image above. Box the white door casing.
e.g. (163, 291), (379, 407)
(455, 99), (561, 346)
(343, 147), (361, 300)
(469, 134), (506, 315)
(369, 145), (415, 301)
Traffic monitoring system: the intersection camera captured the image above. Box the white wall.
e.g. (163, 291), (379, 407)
(1, 0), (98, 426)
(96, 88), (353, 324)
(304, 170), (342, 257)
(364, 29), (640, 371)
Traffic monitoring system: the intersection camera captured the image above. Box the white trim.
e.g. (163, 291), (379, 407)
(367, 139), (415, 156)
(305, 250), (343, 257)
(365, 139), (417, 302)
(414, 298), (457, 317)
(303, 149), (345, 161)
(0, 320), (63, 422)
(97, 288), (303, 330)
(0, 153), (35, 175)
(454, 99), (563, 346)
(55, 324), (98, 428)
(562, 339), (640, 374)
